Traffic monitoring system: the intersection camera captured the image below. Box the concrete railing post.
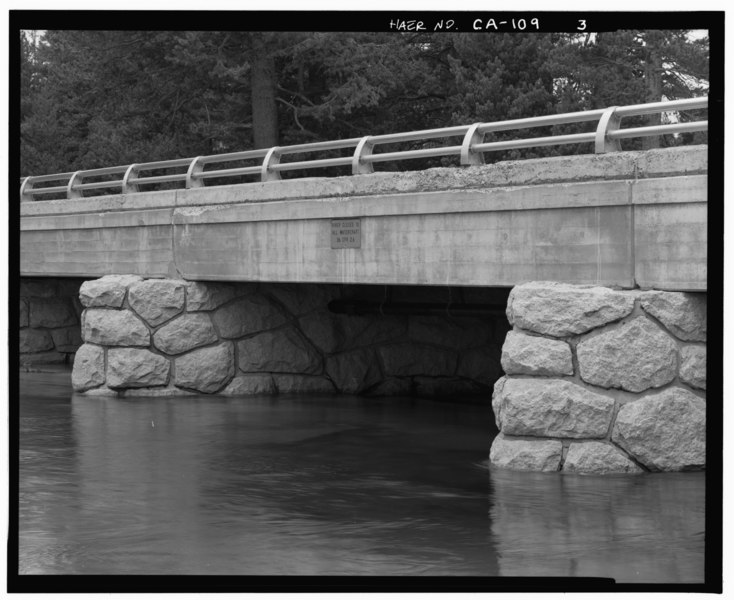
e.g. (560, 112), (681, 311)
(460, 123), (485, 166)
(595, 107), (622, 153)
(352, 136), (374, 175)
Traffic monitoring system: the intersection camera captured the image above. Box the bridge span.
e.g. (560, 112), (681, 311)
(21, 145), (706, 291)
(18, 99), (709, 475)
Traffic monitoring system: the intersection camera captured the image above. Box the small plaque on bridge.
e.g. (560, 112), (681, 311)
(330, 218), (361, 249)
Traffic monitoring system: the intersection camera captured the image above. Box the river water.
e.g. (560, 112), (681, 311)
(17, 368), (705, 582)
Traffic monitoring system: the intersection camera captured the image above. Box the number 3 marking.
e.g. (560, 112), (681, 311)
(577, 19), (586, 30)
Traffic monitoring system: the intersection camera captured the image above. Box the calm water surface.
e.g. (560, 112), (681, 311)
(18, 368), (705, 581)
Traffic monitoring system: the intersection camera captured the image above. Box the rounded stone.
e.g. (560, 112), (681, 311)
(489, 434), (563, 472)
(496, 377), (615, 439)
(212, 294), (288, 339)
(20, 329), (54, 353)
(71, 343), (106, 392)
(107, 348), (170, 389)
(174, 343), (234, 393)
(506, 282), (634, 337)
(153, 313), (218, 355)
(273, 375), (336, 395)
(563, 442), (643, 475)
(457, 345), (503, 385)
(82, 309), (150, 347)
(221, 374), (277, 396)
(299, 311), (406, 354)
(408, 315), (493, 350)
(20, 299), (29, 327)
(185, 281), (237, 312)
(501, 330), (573, 376)
(29, 298), (78, 328)
(51, 326), (83, 353)
(325, 348), (382, 394)
(79, 274), (143, 308)
(680, 345), (706, 391)
(379, 343), (457, 377)
(128, 279), (185, 327)
(577, 317), (677, 393)
(611, 388), (706, 471)
(237, 327), (321, 374)
(366, 377), (413, 397)
(640, 291), (706, 342)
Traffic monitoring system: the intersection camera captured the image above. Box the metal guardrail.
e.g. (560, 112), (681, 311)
(19, 97), (708, 202)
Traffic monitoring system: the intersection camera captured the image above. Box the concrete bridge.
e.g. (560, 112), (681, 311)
(18, 99), (708, 475)
(21, 145), (706, 291)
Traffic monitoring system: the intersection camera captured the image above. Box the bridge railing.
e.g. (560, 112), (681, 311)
(20, 96), (708, 202)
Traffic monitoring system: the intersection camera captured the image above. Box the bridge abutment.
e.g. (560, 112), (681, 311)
(20, 278), (84, 367)
(71, 275), (510, 399)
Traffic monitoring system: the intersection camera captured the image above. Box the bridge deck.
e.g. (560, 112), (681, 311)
(20, 146), (707, 291)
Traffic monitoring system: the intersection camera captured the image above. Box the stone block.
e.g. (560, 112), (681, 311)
(56, 279), (85, 298)
(20, 299), (28, 327)
(491, 376), (507, 429)
(457, 345), (503, 385)
(82, 309), (150, 347)
(20, 351), (67, 365)
(19, 329), (54, 353)
(365, 377), (413, 396)
(299, 311), (406, 354)
(577, 317), (677, 392)
(79, 274), (142, 308)
(266, 283), (340, 317)
(489, 434), (563, 471)
(325, 348), (383, 394)
(414, 376), (485, 398)
(29, 298), (77, 328)
(507, 282), (634, 337)
(71, 343), (106, 392)
(408, 315), (493, 350)
(379, 343), (457, 377)
(51, 326), (83, 352)
(153, 313), (218, 355)
(612, 388), (706, 471)
(221, 374), (277, 396)
(174, 342), (234, 393)
(680, 345), (706, 390)
(20, 279), (56, 298)
(563, 442), (643, 475)
(107, 348), (170, 389)
(237, 327), (321, 374)
(273, 374), (336, 395)
(640, 291), (706, 341)
(212, 294), (288, 339)
(501, 330), (573, 376)
(496, 377), (615, 439)
(128, 279), (185, 327)
(185, 281), (237, 312)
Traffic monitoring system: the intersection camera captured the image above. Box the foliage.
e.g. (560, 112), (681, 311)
(19, 29), (709, 177)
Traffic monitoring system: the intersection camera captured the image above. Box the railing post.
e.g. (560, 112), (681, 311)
(352, 136), (374, 175)
(67, 171), (83, 199)
(122, 164), (140, 194)
(261, 147), (282, 182)
(460, 123), (485, 166)
(595, 106), (622, 153)
(185, 156), (205, 188)
(20, 177), (33, 202)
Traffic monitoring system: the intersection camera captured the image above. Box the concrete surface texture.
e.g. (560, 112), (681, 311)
(20, 146), (707, 291)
